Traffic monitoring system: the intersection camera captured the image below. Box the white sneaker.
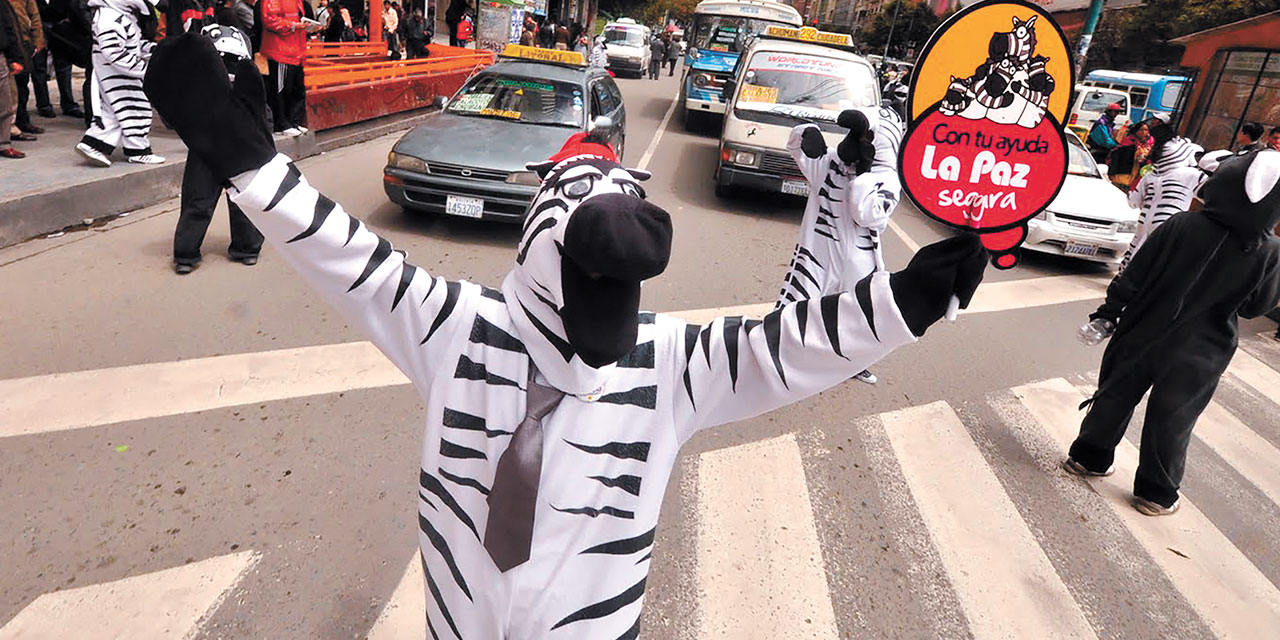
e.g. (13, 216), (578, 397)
(127, 154), (166, 164)
(1133, 495), (1179, 516)
(281, 127), (303, 137)
(75, 142), (112, 167)
(853, 369), (878, 384)
(296, 126), (309, 134)
(1061, 457), (1115, 477)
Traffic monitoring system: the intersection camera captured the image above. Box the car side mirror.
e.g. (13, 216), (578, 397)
(590, 115), (614, 132)
(433, 95), (448, 110)
(722, 78), (736, 99)
(1097, 163), (1109, 178)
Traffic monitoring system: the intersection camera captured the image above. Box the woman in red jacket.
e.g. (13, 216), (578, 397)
(260, 0), (307, 135)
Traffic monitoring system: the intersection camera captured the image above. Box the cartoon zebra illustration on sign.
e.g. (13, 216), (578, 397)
(143, 34), (988, 639)
(76, 0), (167, 167)
(938, 15), (1056, 129)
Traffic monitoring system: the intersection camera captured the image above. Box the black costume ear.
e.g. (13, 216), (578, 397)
(526, 159), (556, 178)
(626, 168), (652, 182)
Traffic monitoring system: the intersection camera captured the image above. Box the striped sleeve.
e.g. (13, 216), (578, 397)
(230, 154), (473, 393)
(668, 271), (916, 441)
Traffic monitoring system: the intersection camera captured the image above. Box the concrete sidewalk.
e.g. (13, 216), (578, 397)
(0, 103), (438, 249)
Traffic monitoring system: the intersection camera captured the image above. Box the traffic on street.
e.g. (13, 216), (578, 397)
(2, 1), (1280, 637)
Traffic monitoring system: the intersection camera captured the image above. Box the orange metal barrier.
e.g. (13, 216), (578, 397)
(303, 44), (494, 131)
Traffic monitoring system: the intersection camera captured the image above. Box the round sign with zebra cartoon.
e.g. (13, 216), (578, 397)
(898, 0), (1074, 269)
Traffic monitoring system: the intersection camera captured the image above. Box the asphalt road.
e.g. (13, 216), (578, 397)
(3, 69), (1280, 639)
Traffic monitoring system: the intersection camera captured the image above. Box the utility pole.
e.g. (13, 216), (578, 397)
(1074, 0), (1105, 71)
(882, 0), (902, 61)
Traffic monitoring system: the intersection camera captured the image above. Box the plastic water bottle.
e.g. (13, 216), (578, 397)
(1076, 319), (1116, 346)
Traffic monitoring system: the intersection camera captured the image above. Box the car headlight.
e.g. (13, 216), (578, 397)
(692, 73), (713, 88)
(387, 152), (428, 173)
(505, 171), (541, 186)
(721, 147), (759, 167)
(1116, 220), (1138, 234)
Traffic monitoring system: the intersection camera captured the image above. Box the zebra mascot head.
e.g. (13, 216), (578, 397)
(501, 131), (673, 395)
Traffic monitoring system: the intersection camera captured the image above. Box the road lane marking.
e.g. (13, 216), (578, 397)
(877, 402), (1097, 639)
(637, 89), (681, 172)
(694, 433), (839, 638)
(1228, 348), (1280, 408)
(0, 551), (259, 639)
(1195, 402), (1280, 507)
(1013, 378), (1280, 638)
(0, 341), (410, 438)
(886, 219), (921, 253)
(0, 274), (1111, 438)
(367, 553), (426, 640)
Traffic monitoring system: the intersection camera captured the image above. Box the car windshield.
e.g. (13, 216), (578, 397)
(692, 14), (793, 54)
(1068, 140), (1101, 178)
(736, 52), (877, 121)
(1081, 90), (1127, 113)
(447, 73), (583, 128)
(604, 27), (644, 47)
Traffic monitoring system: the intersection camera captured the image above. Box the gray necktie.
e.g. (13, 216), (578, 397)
(483, 366), (564, 572)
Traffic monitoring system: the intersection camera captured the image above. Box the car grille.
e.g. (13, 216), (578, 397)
(760, 152), (804, 178)
(428, 162), (509, 182)
(1054, 212), (1114, 229)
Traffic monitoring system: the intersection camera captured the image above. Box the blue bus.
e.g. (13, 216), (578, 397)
(1083, 70), (1191, 125)
(681, 0), (802, 129)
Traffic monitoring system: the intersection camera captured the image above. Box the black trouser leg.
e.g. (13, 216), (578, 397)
(285, 63), (306, 129)
(53, 52), (78, 111)
(447, 21), (460, 46)
(1133, 363), (1222, 508)
(227, 198), (264, 260)
(1069, 347), (1153, 473)
(267, 60), (283, 131)
(174, 156), (221, 265)
(31, 50), (52, 111)
(14, 71), (31, 128)
(82, 66), (93, 127)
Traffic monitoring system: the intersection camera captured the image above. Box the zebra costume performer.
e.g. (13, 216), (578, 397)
(1118, 136), (1203, 270)
(143, 34), (987, 638)
(75, 0), (167, 166)
(777, 108), (904, 384)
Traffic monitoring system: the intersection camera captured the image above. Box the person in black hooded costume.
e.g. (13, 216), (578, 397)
(1064, 149), (1280, 516)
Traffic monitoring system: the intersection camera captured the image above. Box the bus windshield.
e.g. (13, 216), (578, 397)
(692, 14), (793, 54)
(604, 27), (645, 47)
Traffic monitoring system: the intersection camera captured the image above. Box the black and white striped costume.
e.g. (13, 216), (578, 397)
(1120, 137), (1204, 271)
(79, 0), (159, 158)
(226, 151), (916, 637)
(938, 15), (1055, 130)
(777, 107), (904, 307)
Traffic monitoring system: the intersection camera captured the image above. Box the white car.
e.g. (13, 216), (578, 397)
(1024, 136), (1139, 264)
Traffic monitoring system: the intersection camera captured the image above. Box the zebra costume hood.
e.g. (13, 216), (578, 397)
(1151, 137), (1199, 174)
(90, 0), (163, 16)
(504, 133), (670, 395)
(1119, 137), (1209, 270)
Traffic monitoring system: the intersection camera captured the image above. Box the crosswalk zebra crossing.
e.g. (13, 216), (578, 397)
(3, 334), (1279, 639)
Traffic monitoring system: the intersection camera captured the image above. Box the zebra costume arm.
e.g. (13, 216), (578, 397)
(230, 154), (471, 393)
(786, 123), (831, 183)
(94, 10), (149, 78)
(671, 270), (915, 440)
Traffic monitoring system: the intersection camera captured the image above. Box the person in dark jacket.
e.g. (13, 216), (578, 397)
(443, 0), (467, 46)
(402, 7), (426, 57)
(9, 0), (44, 136)
(2, 0), (28, 158)
(1065, 149), (1280, 516)
(31, 0), (82, 117)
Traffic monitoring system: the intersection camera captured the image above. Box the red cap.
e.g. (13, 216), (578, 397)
(547, 131), (617, 165)
(1107, 103), (1123, 112)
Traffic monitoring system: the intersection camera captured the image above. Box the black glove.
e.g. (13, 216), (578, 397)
(799, 126), (827, 159)
(889, 234), (988, 337)
(143, 33), (275, 183)
(835, 109), (874, 174)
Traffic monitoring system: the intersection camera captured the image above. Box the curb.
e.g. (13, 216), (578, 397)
(0, 109), (437, 249)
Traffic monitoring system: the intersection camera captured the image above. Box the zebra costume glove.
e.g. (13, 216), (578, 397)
(889, 234), (988, 336)
(144, 33), (276, 183)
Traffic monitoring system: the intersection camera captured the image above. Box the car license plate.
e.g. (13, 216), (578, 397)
(445, 195), (484, 219)
(1063, 241), (1100, 257)
(781, 180), (809, 196)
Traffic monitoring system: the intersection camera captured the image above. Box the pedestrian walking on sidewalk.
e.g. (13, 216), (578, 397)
(1067, 150), (1280, 517)
(260, 0), (307, 136)
(9, 0), (48, 136)
(74, 0), (167, 166)
(172, 22), (262, 274)
(1, 0), (28, 158)
(665, 32), (678, 76)
(32, 0), (84, 118)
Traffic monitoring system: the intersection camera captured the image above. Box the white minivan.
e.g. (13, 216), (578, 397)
(602, 18), (651, 78)
(715, 28), (879, 197)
